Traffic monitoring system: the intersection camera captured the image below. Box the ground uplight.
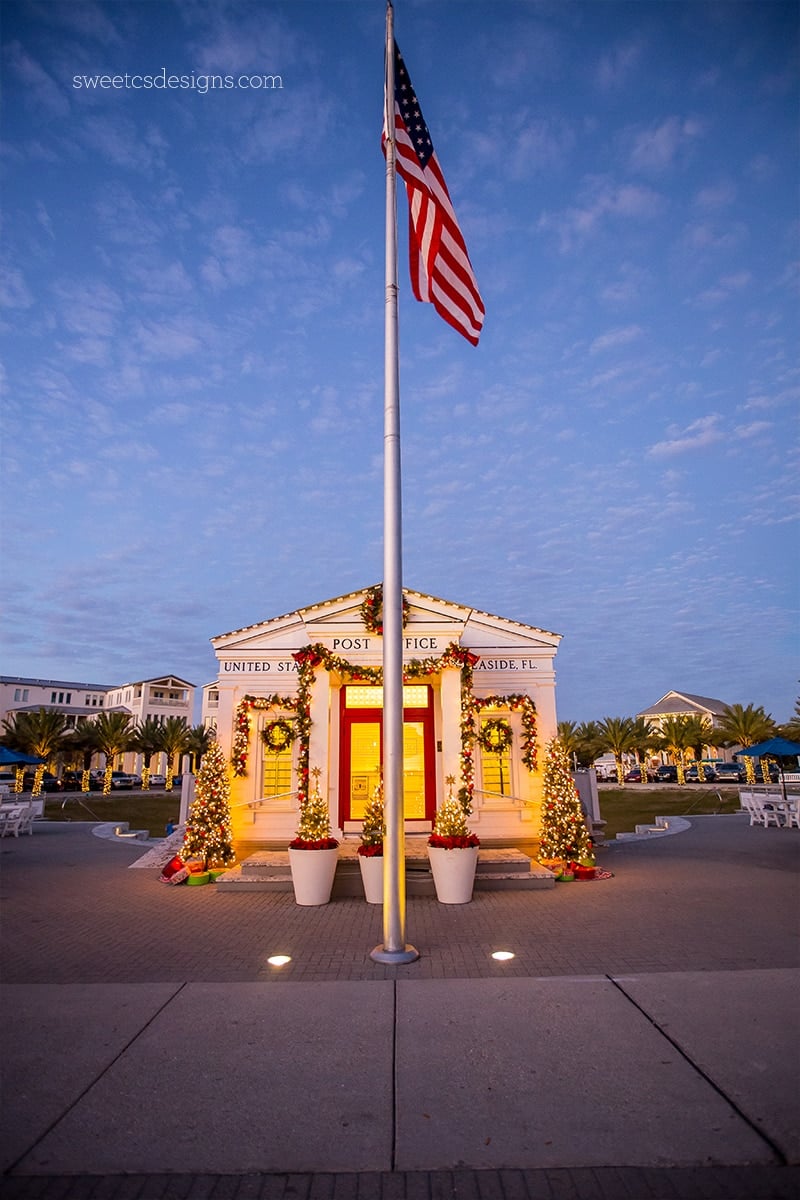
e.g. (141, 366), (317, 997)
(491, 950), (515, 962)
(267, 954), (292, 967)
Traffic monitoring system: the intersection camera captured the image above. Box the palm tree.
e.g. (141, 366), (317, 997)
(716, 703), (775, 784)
(64, 717), (100, 792)
(659, 715), (693, 785)
(557, 721), (581, 769)
(596, 716), (635, 784)
(159, 716), (189, 790)
(683, 715), (714, 782)
(777, 696), (800, 742)
(2, 708), (67, 795)
(130, 716), (165, 790)
(92, 711), (134, 795)
(628, 717), (657, 781)
(184, 723), (216, 773)
(576, 720), (605, 767)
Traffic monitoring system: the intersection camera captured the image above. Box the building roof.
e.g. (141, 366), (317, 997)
(212, 584), (561, 644)
(0, 676), (111, 690)
(7, 704), (107, 717)
(638, 691), (729, 719)
(108, 675), (194, 690)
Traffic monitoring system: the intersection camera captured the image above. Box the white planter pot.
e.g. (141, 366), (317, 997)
(358, 853), (384, 903)
(288, 846), (339, 906)
(427, 844), (479, 904)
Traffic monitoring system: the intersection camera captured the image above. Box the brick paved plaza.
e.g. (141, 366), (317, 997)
(1, 815), (798, 1199)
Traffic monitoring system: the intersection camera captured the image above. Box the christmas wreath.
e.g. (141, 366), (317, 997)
(478, 718), (513, 755)
(360, 585), (410, 635)
(261, 718), (296, 754)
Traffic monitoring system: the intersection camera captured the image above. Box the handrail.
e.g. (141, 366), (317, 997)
(232, 790), (299, 810)
(61, 795), (103, 822)
(471, 787), (530, 807)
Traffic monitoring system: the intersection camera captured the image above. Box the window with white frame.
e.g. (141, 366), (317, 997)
(479, 716), (513, 798)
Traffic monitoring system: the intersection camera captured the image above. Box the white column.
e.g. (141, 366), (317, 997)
(308, 669), (332, 820)
(439, 669), (463, 801)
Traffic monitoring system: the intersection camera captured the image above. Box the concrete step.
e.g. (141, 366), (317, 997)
(214, 846), (554, 894)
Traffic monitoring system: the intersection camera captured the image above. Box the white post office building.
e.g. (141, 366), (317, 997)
(203, 587), (561, 845)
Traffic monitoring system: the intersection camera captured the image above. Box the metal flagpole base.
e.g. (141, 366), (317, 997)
(370, 944), (419, 964)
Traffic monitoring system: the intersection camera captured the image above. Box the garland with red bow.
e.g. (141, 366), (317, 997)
(231, 642), (537, 813)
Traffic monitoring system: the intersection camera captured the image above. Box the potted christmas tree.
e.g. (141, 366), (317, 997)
(181, 741), (236, 884)
(288, 768), (340, 905)
(538, 737), (593, 880)
(427, 778), (480, 903)
(357, 781), (385, 903)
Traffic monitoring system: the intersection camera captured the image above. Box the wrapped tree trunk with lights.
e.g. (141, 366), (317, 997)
(539, 737), (592, 865)
(181, 742), (236, 870)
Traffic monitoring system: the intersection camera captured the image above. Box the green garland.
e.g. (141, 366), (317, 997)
(477, 718), (513, 755)
(231, 643), (538, 816)
(261, 718), (296, 754)
(359, 584), (410, 635)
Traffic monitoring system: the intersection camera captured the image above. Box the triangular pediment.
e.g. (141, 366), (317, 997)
(211, 585), (561, 653)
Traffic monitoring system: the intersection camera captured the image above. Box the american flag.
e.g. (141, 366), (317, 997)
(384, 41), (485, 346)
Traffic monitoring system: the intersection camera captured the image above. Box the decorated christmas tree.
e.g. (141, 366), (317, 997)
(290, 769), (339, 849)
(539, 736), (592, 864)
(358, 781), (385, 857)
(429, 776), (480, 849)
(181, 741), (235, 869)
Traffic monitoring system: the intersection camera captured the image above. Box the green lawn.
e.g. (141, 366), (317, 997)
(597, 785), (743, 840)
(44, 793), (180, 838)
(41, 784), (745, 843)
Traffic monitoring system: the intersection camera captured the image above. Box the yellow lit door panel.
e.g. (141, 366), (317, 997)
(349, 721), (381, 819)
(402, 721), (425, 819)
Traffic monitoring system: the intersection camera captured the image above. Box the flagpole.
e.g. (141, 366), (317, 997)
(371, 0), (418, 965)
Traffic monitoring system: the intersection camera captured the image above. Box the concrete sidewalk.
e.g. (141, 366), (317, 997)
(1, 817), (798, 1198)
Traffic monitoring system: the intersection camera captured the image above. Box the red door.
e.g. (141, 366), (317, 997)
(339, 684), (436, 823)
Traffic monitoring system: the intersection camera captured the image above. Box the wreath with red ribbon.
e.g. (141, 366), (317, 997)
(360, 585), (410, 635)
(478, 718), (513, 755)
(260, 718), (296, 754)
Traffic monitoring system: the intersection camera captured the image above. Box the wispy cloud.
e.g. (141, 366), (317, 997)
(0, 265), (34, 309)
(590, 325), (643, 354)
(4, 41), (70, 117)
(627, 116), (704, 173)
(648, 414), (724, 457)
(595, 38), (644, 89)
(539, 177), (664, 253)
(81, 116), (169, 173)
(690, 271), (752, 307)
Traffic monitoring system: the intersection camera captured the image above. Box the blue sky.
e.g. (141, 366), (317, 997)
(2, 0), (798, 726)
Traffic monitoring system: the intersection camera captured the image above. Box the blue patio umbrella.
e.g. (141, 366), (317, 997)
(736, 738), (800, 799)
(736, 737), (800, 759)
(0, 746), (45, 766)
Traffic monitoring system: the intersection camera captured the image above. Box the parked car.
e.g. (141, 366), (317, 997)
(623, 767), (657, 782)
(22, 771), (61, 792)
(684, 764), (718, 783)
(714, 763), (745, 783)
(109, 771), (136, 790)
(654, 764), (679, 783)
(147, 774), (167, 788)
(60, 770), (83, 791)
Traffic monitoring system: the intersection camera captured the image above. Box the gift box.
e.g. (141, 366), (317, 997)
(160, 854), (188, 885)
